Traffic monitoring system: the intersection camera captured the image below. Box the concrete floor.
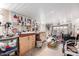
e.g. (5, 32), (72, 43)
(25, 37), (79, 56)
(26, 42), (64, 56)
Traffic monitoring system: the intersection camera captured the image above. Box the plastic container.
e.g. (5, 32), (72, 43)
(0, 42), (6, 51)
(36, 41), (42, 48)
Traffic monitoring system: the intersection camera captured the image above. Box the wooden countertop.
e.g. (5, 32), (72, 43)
(19, 31), (46, 37)
(19, 32), (36, 37)
(0, 31), (46, 40)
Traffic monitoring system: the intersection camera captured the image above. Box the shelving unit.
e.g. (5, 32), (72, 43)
(0, 36), (19, 56)
(0, 47), (17, 56)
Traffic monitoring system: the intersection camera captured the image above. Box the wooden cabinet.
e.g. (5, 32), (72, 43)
(19, 33), (36, 56)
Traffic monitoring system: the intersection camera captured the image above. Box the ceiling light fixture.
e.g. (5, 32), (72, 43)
(0, 3), (5, 8)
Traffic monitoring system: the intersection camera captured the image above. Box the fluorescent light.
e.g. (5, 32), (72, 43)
(0, 15), (3, 19)
(75, 18), (79, 24)
(0, 15), (3, 23)
(0, 3), (5, 8)
(0, 3), (9, 9)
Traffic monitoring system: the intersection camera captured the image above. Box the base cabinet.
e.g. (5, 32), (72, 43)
(19, 34), (35, 56)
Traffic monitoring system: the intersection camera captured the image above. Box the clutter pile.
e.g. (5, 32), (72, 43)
(48, 41), (58, 49)
(47, 35), (58, 49)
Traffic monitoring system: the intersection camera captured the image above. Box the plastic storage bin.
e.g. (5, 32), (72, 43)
(36, 41), (42, 48)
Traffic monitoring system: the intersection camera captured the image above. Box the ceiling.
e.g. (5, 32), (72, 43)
(2, 3), (79, 24)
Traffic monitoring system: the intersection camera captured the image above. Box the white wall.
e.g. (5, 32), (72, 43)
(34, 7), (79, 35)
(35, 8), (46, 32)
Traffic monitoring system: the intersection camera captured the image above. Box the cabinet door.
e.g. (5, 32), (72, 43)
(25, 37), (29, 52)
(28, 36), (33, 50)
(19, 37), (28, 56)
(32, 35), (35, 48)
(29, 35), (35, 49)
